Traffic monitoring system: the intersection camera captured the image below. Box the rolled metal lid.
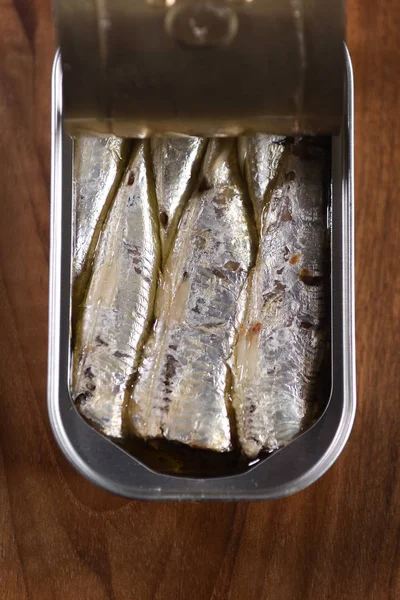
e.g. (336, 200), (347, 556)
(55, 0), (345, 137)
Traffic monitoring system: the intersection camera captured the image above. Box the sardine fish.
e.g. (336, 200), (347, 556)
(72, 141), (160, 438)
(233, 138), (328, 458)
(128, 139), (256, 452)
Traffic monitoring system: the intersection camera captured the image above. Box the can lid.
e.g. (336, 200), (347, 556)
(55, 0), (345, 137)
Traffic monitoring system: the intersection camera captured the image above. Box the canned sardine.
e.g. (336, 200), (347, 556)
(48, 49), (355, 499)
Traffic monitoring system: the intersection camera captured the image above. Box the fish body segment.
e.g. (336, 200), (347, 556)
(151, 136), (207, 261)
(72, 136), (131, 308)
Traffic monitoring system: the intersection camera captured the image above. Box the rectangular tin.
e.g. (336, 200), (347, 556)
(48, 48), (355, 500)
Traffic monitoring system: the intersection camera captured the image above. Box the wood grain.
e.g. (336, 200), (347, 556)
(0, 0), (399, 598)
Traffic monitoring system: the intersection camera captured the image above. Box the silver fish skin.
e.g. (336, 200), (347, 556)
(151, 136), (206, 261)
(72, 141), (160, 439)
(233, 139), (328, 458)
(238, 135), (285, 229)
(73, 136), (131, 308)
(129, 139), (255, 452)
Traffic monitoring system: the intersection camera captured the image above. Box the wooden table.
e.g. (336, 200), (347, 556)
(0, 1), (398, 598)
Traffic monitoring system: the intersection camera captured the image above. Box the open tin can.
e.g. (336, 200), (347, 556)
(48, 44), (355, 500)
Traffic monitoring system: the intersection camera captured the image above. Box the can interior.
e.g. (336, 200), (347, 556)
(67, 137), (333, 479)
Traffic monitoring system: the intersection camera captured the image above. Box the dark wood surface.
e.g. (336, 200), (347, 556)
(0, 1), (399, 598)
